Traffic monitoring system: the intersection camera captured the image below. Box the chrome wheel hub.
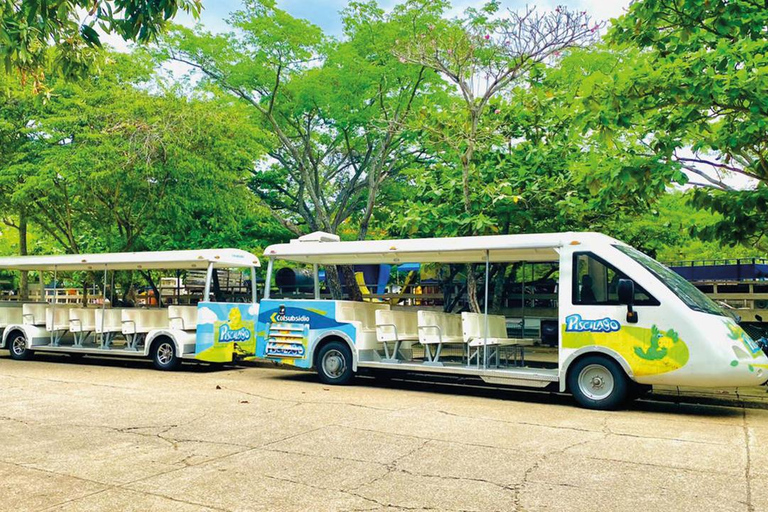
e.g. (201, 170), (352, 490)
(322, 349), (346, 378)
(11, 336), (26, 356)
(157, 343), (174, 365)
(578, 364), (615, 401)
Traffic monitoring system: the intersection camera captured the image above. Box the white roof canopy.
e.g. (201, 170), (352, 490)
(0, 249), (261, 271)
(264, 232), (621, 265)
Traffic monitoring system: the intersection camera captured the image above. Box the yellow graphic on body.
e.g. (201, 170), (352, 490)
(563, 324), (690, 377)
(196, 308), (256, 363)
(725, 320), (762, 359)
(724, 319), (768, 371)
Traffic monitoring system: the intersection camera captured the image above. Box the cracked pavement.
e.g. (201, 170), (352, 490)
(1, 354), (767, 511)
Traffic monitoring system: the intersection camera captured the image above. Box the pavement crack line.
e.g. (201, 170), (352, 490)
(2, 458), (234, 512)
(581, 455), (738, 477)
(261, 473), (388, 509)
(0, 372), (142, 391)
(434, 410), (732, 447)
(511, 431), (608, 510)
(219, 384), (403, 412)
(345, 438), (431, 492)
(742, 406), (755, 512)
(0, 415), (33, 426)
(118, 424), (337, 491)
(39, 488), (114, 512)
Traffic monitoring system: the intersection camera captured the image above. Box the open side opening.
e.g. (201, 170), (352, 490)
(263, 251), (560, 373)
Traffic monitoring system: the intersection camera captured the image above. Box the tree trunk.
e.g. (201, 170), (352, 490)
(491, 263), (509, 313)
(466, 264), (482, 313)
(140, 271), (162, 307)
(18, 208), (29, 301)
(340, 265), (363, 302)
(324, 265), (344, 300)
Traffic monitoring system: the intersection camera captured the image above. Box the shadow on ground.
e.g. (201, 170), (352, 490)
(2, 350), (760, 416)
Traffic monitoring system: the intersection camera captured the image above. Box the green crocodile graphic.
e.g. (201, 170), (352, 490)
(634, 325), (680, 361)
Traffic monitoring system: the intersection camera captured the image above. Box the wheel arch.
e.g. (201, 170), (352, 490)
(311, 331), (357, 371)
(560, 347), (635, 392)
(145, 330), (182, 358)
(2, 325), (30, 350)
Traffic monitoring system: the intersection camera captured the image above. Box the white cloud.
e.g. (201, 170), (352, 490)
(248, 304), (260, 317)
(197, 307), (218, 325)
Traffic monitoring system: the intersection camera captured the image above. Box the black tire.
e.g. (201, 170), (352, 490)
(7, 332), (33, 361)
(152, 338), (180, 371)
(567, 355), (629, 410)
(316, 340), (354, 385)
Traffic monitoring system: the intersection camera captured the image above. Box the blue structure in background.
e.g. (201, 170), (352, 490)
(669, 259), (768, 282)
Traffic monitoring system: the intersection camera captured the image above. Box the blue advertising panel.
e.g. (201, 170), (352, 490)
(255, 299), (357, 369)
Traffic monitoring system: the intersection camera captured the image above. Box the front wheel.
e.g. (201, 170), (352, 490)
(316, 341), (354, 385)
(8, 333), (33, 361)
(567, 355), (629, 410)
(152, 339), (180, 371)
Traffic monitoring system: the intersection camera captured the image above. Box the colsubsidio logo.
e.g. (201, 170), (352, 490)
(271, 306), (310, 323)
(565, 314), (621, 333)
(218, 324), (252, 342)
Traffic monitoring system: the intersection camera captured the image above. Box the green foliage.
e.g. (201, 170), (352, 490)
(0, 51), (289, 255)
(396, 2), (599, 225)
(160, 0), (437, 242)
(0, 0), (201, 90)
(388, 47), (673, 242)
(2, 0), (766, 268)
(608, 0), (768, 250)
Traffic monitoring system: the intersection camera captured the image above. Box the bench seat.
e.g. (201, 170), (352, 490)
(0, 305), (23, 328)
(69, 308), (97, 333)
(375, 309), (419, 361)
(121, 309), (169, 335)
(45, 304), (78, 331)
(462, 312), (538, 365)
(417, 310), (465, 364)
(22, 303), (49, 326)
(336, 301), (390, 350)
(168, 305), (198, 331)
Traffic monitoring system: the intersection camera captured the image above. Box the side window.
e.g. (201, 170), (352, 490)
(573, 253), (659, 306)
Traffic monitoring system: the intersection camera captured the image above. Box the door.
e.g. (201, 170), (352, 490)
(559, 248), (679, 384)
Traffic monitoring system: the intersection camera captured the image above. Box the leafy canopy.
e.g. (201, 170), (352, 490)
(0, 0), (201, 90)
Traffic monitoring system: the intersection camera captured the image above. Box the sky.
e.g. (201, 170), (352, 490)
(163, 0), (632, 36)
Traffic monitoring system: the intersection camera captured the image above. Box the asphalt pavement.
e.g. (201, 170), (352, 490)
(0, 353), (766, 511)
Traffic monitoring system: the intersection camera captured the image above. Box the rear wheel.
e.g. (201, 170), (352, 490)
(8, 333), (33, 361)
(568, 355), (628, 410)
(152, 339), (180, 371)
(316, 341), (353, 385)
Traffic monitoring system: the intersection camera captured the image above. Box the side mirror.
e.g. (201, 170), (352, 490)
(617, 278), (638, 323)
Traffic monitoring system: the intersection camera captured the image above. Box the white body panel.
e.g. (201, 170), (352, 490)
(557, 243), (768, 390)
(263, 231), (768, 391)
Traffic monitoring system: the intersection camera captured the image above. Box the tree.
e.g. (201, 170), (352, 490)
(0, 68), (39, 297)
(607, 191), (763, 262)
(160, 0), (436, 297)
(0, 51), (287, 259)
(395, 0), (599, 311)
(0, 0), (201, 90)
(606, 0), (768, 249)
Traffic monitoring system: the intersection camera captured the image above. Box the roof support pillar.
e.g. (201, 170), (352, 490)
(264, 258), (274, 300)
(203, 262), (214, 302)
(313, 264), (320, 300)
